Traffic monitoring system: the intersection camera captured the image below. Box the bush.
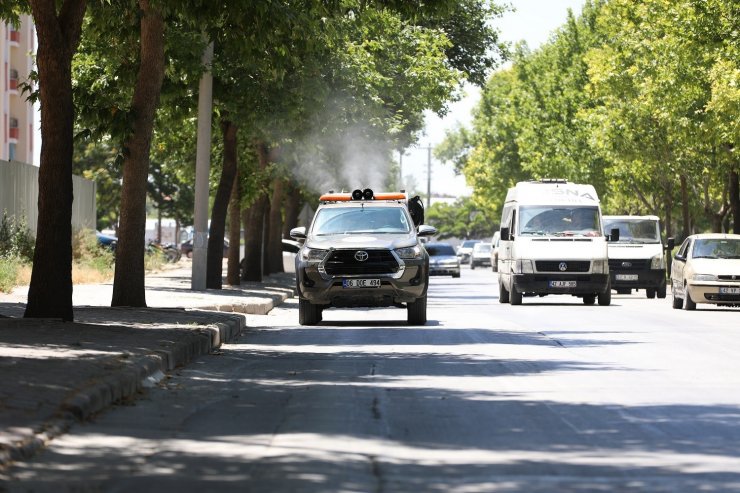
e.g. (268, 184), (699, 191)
(0, 212), (35, 261)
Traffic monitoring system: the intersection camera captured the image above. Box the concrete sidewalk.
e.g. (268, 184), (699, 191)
(0, 261), (296, 467)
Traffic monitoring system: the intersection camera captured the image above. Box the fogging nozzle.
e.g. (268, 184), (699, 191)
(363, 188), (374, 200)
(351, 189), (364, 200)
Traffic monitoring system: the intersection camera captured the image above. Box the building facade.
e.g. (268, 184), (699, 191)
(1, 15), (35, 165)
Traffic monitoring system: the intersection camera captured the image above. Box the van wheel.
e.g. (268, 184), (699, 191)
(510, 284), (523, 305)
(299, 298), (321, 325)
(583, 295), (596, 305)
(499, 278), (510, 303)
(657, 281), (667, 299)
(407, 296), (427, 325)
(598, 283), (611, 306)
(646, 288), (656, 299)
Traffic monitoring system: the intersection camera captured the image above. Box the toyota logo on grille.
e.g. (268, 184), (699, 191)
(558, 262), (568, 272)
(354, 250), (369, 262)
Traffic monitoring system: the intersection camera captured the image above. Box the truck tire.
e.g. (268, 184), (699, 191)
(499, 278), (509, 303)
(646, 288), (656, 299)
(299, 298), (321, 325)
(407, 295), (427, 325)
(598, 282), (611, 306)
(510, 284), (523, 305)
(657, 281), (667, 299)
(583, 295), (596, 305)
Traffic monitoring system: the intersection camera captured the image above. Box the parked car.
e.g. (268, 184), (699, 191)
(490, 231), (501, 272)
(180, 238), (229, 258)
(456, 239), (481, 264)
(470, 242), (492, 269)
(426, 242), (461, 278)
(96, 231), (117, 251)
(670, 233), (740, 310)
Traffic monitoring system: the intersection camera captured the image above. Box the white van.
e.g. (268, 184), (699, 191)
(602, 215), (673, 299)
(497, 179), (619, 306)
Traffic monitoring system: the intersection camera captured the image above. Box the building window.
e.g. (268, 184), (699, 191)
(9, 143), (16, 161)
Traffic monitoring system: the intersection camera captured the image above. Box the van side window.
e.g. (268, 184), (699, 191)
(511, 209), (517, 236)
(501, 206), (512, 234)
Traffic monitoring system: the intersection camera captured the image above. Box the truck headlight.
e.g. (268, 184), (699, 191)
(516, 259), (534, 274)
(693, 273), (717, 282)
(650, 254), (664, 270)
(301, 247), (329, 262)
(592, 259), (608, 274)
(395, 245), (422, 259)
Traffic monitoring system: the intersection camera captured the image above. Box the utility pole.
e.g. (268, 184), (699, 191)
(398, 149), (404, 189)
(191, 40), (214, 291)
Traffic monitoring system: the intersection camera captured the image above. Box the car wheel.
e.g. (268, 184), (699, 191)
(583, 295), (596, 305)
(646, 288), (656, 299)
(499, 277), (510, 303)
(598, 281), (611, 306)
(510, 284), (523, 305)
(299, 298), (321, 325)
(470, 262), (475, 270)
(657, 281), (667, 299)
(407, 295), (427, 325)
(671, 283), (683, 309)
(453, 272), (461, 278)
(683, 285), (697, 311)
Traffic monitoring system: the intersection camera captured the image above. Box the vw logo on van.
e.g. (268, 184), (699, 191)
(558, 262), (568, 272)
(354, 250), (369, 262)
(621, 261), (632, 268)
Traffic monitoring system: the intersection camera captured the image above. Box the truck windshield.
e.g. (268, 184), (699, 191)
(312, 207), (411, 235)
(603, 218), (660, 244)
(519, 206), (601, 237)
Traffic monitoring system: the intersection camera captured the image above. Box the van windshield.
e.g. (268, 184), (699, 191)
(603, 218), (660, 244)
(519, 206), (601, 237)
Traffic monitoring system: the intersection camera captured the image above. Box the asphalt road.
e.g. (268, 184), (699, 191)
(5, 267), (740, 492)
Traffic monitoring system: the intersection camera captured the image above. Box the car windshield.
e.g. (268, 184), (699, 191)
(426, 244), (456, 256)
(603, 218), (660, 243)
(691, 238), (740, 259)
(461, 240), (479, 248)
(519, 206), (601, 237)
(311, 207), (411, 235)
(474, 243), (492, 253)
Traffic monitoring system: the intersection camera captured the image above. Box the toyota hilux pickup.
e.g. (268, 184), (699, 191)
(290, 189), (436, 325)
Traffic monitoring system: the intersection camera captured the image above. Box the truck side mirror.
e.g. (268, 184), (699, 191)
(500, 227), (510, 241)
(609, 228), (620, 242)
(290, 227), (307, 241)
(666, 237), (675, 251)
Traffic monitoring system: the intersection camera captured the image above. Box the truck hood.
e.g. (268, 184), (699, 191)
(607, 243), (663, 259)
(306, 233), (417, 251)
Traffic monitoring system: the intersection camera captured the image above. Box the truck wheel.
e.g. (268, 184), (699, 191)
(646, 288), (656, 299)
(657, 281), (667, 299)
(583, 295), (596, 305)
(499, 278), (509, 303)
(598, 283), (612, 306)
(671, 284), (683, 309)
(510, 284), (523, 305)
(299, 298), (321, 325)
(407, 295), (427, 325)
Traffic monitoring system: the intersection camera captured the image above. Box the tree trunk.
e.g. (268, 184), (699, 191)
(242, 142), (270, 282)
(731, 169), (739, 234)
(111, 0), (165, 307)
(206, 120), (238, 289)
(266, 176), (286, 274)
(227, 169), (241, 286)
(24, 0), (87, 321)
(680, 174), (690, 239)
(282, 180), (302, 238)
(664, 187), (672, 240)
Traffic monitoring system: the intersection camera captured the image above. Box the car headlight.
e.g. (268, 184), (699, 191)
(693, 273), (717, 282)
(650, 254), (664, 270)
(592, 258), (608, 274)
(300, 247), (329, 262)
(516, 259), (534, 274)
(395, 245), (422, 260)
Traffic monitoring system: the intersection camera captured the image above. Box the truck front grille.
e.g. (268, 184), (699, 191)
(535, 260), (590, 272)
(609, 259), (651, 271)
(324, 249), (400, 276)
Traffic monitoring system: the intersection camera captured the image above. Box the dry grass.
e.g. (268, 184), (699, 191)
(14, 264), (33, 286)
(72, 263), (114, 284)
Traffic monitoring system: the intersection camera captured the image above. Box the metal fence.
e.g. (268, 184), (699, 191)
(0, 160), (96, 235)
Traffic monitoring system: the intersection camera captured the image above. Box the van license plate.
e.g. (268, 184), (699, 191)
(719, 287), (740, 294)
(616, 274), (639, 281)
(343, 279), (381, 288)
(549, 280), (577, 288)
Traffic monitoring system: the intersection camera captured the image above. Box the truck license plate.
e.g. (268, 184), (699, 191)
(616, 274), (639, 281)
(719, 287), (740, 294)
(343, 279), (381, 288)
(549, 280), (577, 288)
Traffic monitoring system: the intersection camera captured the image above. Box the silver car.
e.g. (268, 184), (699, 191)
(426, 242), (461, 278)
(291, 190), (436, 325)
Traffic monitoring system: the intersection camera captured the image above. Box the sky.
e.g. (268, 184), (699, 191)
(401, 0), (587, 200)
